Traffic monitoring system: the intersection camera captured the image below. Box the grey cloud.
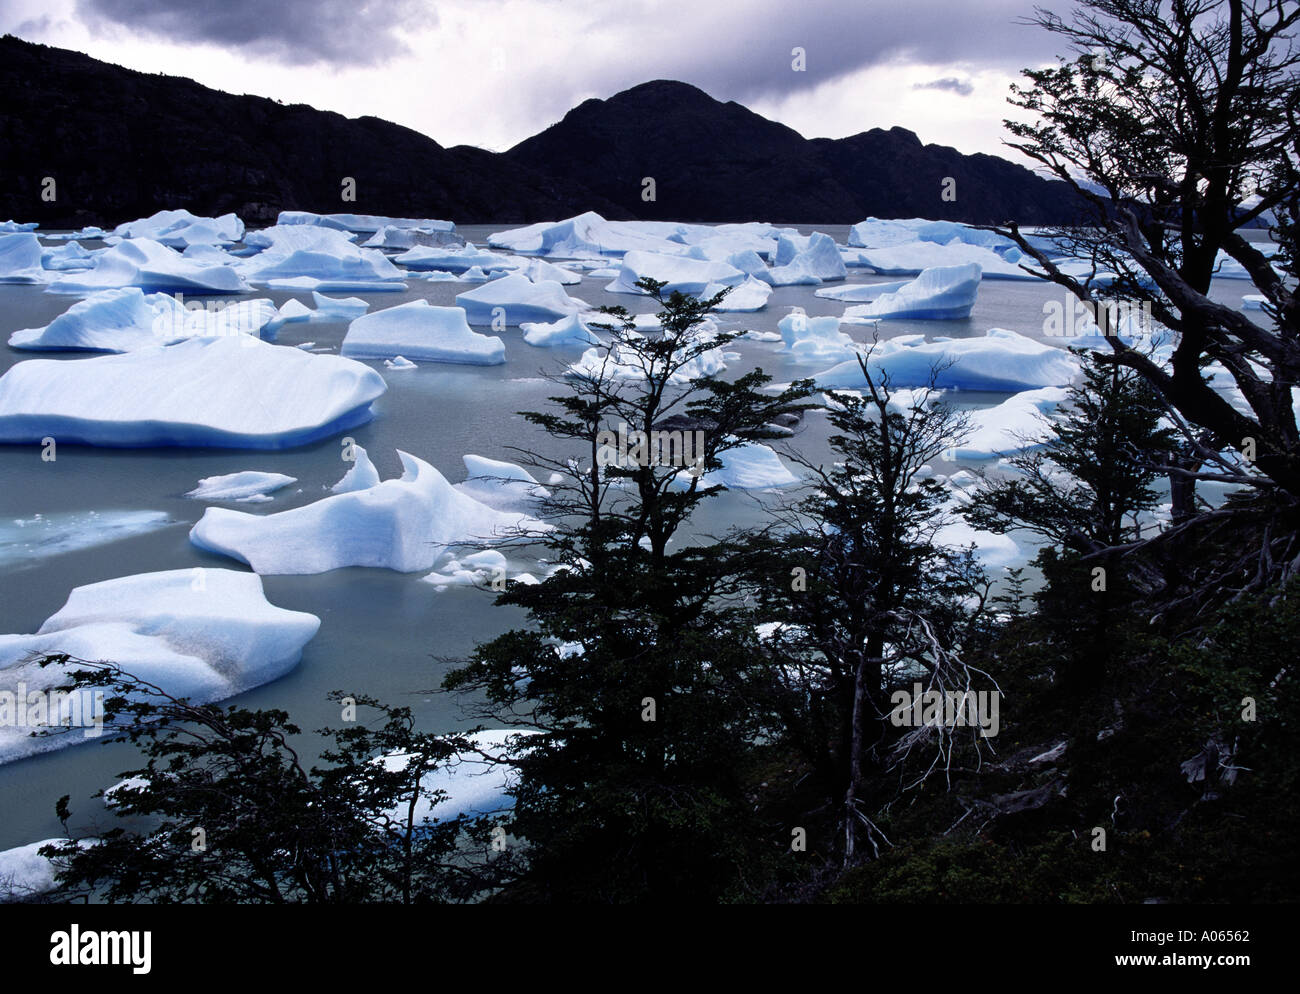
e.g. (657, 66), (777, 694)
(75, 0), (426, 66)
(913, 76), (974, 96)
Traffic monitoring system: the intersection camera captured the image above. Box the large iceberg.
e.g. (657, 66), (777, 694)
(768, 232), (848, 285)
(0, 233), (49, 284)
(9, 288), (276, 352)
(190, 450), (543, 574)
(840, 263), (982, 321)
(0, 336), (387, 449)
(605, 251), (747, 296)
(488, 211), (684, 258)
(393, 244), (518, 274)
(813, 329), (1079, 392)
(238, 225), (404, 285)
(341, 300), (506, 365)
(0, 568), (320, 764)
(276, 211), (456, 234)
(47, 238), (249, 294)
(113, 209), (244, 246)
(455, 274), (585, 326)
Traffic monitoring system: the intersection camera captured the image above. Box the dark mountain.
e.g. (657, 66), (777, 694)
(0, 35), (626, 229)
(507, 80), (1082, 225)
(0, 36), (1080, 229)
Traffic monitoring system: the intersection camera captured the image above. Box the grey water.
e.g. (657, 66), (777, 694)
(0, 222), (1267, 849)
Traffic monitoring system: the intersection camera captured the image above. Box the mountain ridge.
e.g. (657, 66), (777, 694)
(0, 35), (1081, 229)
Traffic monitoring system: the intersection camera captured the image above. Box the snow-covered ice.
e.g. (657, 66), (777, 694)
(520, 312), (603, 347)
(455, 274), (586, 326)
(186, 471), (298, 502)
(238, 225), (405, 285)
(47, 238), (249, 294)
(113, 209), (244, 246)
(0, 336), (387, 449)
(189, 450), (544, 574)
(840, 263), (982, 321)
(0, 568), (320, 764)
(950, 387), (1068, 459)
(342, 300), (506, 365)
(604, 251), (746, 296)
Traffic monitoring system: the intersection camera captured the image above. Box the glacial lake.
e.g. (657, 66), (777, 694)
(0, 222), (1264, 850)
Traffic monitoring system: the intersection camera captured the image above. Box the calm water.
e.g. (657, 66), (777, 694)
(0, 222), (1265, 849)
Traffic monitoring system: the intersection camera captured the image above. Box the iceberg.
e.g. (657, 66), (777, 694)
(605, 251), (746, 296)
(0, 568), (320, 764)
(376, 729), (542, 824)
(852, 241), (1036, 280)
(0, 233), (48, 284)
(393, 244), (518, 274)
(778, 311), (861, 363)
(455, 454), (550, 510)
(768, 232), (847, 285)
(10, 288), (276, 352)
(455, 274), (585, 326)
(186, 471), (298, 502)
(113, 209), (244, 246)
(488, 211), (684, 257)
(519, 258), (582, 285)
(332, 445), (384, 493)
(0, 220), (39, 233)
(840, 263), (982, 321)
(847, 217), (931, 248)
(362, 226), (463, 250)
(276, 211), (456, 234)
(238, 225), (405, 285)
(702, 276), (772, 312)
(521, 312), (603, 348)
(47, 238), (249, 293)
(568, 338), (727, 384)
(0, 336), (387, 449)
(190, 450), (543, 574)
(40, 241), (98, 271)
(813, 329), (1079, 392)
(951, 387), (1068, 459)
(341, 300), (506, 365)
(699, 442), (799, 489)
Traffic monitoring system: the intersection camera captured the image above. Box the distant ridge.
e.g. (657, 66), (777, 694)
(0, 36), (1082, 229)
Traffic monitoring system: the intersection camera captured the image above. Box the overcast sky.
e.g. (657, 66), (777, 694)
(1, 0), (1071, 161)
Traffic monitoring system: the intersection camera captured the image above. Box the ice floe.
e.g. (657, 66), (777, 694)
(840, 263), (982, 321)
(342, 300), (506, 365)
(455, 274), (586, 325)
(186, 471), (298, 502)
(0, 568), (319, 764)
(604, 251), (746, 296)
(950, 387), (1068, 459)
(189, 450), (544, 574)
(520, 312), (603, 348)
(0, 336), (387, 449)
(47, 238), (249, 294)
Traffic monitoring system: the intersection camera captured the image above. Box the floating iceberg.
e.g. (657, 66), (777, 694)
(950, 387), (1068, 459)
(703, 276), (772, 312)
(778, 311), (861, 363)
(851, 241), (1036, 280)
(276, 212), (456, 234)
(394, 244), (518, 274)
(521, 312), (603, 348)
(488, 211), (683, 257)
(113, 209), (244, 246)
(375, 729), (542, 824)
(813, 329), (1078, 392)
(847, 218), (931, 248)
(186, 471), (298, 502)
(332, 445), (384, 493)
(840, 263), (981, 321)
(0, 568), (320, 764)
(341, 300), (506, 365)
(768, 232), (847, 285)
(605, 251), (746, 296)
(9, 288), (277, 352)
(568, 338), (726, 383)
(41, 241), (98, 271)
(362, 226), (463, 250)
(0, 220), (38, 233)
(238, 225), (404, 285)
(0, 233), (48, 284)
(698, 442), (799, 489)
(268, 292), (370, 331)
(190, 450), (543, 574)
(519, 258), (581, 285)
(0, 336), (387, 449)
(47, 238), (249, 293)
(455, 274), (585, 326)
(455, 454), (550, 510)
